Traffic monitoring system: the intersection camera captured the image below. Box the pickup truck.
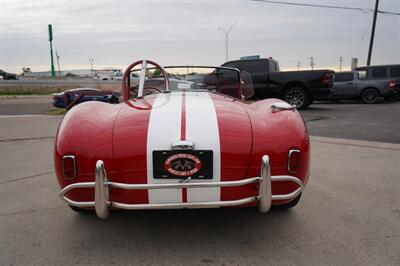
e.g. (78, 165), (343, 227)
(221, 58), (333, 109)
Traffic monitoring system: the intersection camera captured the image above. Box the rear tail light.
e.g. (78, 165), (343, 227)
(388, 80), (396, 88)
(288, 149), (301, 174)
(321, 73), (332, 85)
(62, 155), (77, 180)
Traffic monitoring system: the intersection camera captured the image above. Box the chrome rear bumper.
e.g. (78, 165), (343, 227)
(59, 155), (305, 219)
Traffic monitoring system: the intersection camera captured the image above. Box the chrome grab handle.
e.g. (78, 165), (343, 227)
(270, 102), (297, 112)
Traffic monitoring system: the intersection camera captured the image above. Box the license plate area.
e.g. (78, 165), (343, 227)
(153, 150), (213, 179)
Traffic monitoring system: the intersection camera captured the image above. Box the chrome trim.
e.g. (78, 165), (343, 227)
(62, 155), (77, 180)
(171, 140), (194, 150)
(95, 160), (110, 219)
(270, 102), (296, 113)
(59, 156), (305, 219)
(137, 60), (147, 98)
(108, 177), (261, 189)
(180, 176), (191, 183)
(258, 155), (272, 213)
(287, 149), (301, 174)
(270, 175), (304, 201)
(111, 197), (257, 210)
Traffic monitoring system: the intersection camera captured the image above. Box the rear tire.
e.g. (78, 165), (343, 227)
(272, 193), (302, 209)
(361, 88), (379, 104)
(69, 205), (94, 214)
(284, 87), (309, 109)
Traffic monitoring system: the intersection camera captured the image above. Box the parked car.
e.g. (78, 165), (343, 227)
(355, 64), (400, 102)
(332, 71), (399, 103)
(56, 60), (310, 219)
(355, 64), (400, 81)
(221, 58), (333, 109)
(0, 69), (17, 80)
(52, 88), (120, 108)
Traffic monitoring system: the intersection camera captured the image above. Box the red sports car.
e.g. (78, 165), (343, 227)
(55, 60), (310, 219)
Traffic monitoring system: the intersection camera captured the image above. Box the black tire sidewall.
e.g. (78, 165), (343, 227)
(361, 88), (379, 104)
(284, 87), (309, 109)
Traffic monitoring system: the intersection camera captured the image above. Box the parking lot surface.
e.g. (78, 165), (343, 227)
(1, 96), (399, 143)
(0, 115), (399, 265)
(302, 100), (400, 143)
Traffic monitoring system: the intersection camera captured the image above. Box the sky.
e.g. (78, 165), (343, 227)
(0, 0), (399, 73)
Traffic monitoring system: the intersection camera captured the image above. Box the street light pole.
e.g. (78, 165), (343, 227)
(218, 22), (236, 62)
(55, 51), (61, 76)
(89, 58), (94, 77)
(367, 0), (380, 66)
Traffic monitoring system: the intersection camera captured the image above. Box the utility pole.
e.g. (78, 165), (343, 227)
(310, 57), (315, 70)
(55, 51), (61, 76)
(48, 24), (55, 78)
(367, 0), (379, 66)
(296, 62), (301, 71)
(217, 22), (236, 62)
(339, 56), (343, 72)
(89, 58), (94, 77)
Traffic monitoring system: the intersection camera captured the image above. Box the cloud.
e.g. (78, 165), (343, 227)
(1, 0), (399, 72)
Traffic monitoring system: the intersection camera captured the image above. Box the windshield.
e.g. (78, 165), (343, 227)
(129, 66), (254, 100)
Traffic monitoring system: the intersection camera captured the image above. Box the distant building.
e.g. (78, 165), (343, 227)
(28, 68), (122, 78)
(29, 69), (93, 77)
(93, 68), (123, 80)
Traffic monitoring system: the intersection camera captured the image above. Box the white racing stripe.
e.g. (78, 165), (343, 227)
(146, 91), (221, 205)
(185, 91), (221, 204)
(147, 92), (183, 204)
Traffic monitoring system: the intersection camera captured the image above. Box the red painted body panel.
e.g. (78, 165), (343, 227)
(246, 99), (310, 205)
(210, 94), (254, 203)
(54, 92), (310, 207)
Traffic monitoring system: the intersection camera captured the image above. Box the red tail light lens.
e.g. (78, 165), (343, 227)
(321, 73), (332, 85)
(388, 80), (396, 88)
(62, 155), (77, 180)
(288, 149), (301, 174)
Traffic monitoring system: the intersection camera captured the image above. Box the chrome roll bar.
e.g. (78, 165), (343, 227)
(59, 155), (305, 219)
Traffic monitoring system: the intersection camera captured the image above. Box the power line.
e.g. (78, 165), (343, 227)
(250, 0), (400, 16)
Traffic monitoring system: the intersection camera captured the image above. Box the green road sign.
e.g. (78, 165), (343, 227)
(48, 24), (53, 41)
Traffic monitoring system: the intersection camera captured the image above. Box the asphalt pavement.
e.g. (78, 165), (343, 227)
(1, 96), (399, 143)
(302, 100), (400, 143)
(0, 115), (399, 265)
(0, 95), (54, 115)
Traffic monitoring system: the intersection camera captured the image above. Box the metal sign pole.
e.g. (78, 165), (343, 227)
(48, 24), (55, 78)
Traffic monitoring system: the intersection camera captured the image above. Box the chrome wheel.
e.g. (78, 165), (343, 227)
(284, 87), (307, 108)
(361, 88), (379, 104)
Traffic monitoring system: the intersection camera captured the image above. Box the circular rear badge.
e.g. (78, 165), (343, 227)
(164, 153), (202, 177)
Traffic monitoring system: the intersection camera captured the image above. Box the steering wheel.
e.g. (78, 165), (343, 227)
(122, 60), (169, 101)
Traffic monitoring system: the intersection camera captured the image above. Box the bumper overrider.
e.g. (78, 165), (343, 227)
(59, 155), (305, 219)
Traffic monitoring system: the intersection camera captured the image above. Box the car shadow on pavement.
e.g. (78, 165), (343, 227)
(64, 207), (301, 246)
